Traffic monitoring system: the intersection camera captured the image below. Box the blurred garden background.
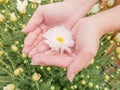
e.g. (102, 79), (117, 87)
(0, 0), (120, 90)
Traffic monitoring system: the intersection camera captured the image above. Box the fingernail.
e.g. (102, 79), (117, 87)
(69, 73), (75, 82)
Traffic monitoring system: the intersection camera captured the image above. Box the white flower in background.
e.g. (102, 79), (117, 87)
(3, 84), (15, 90)
(16, 0), (28, 14)
(89, 4), (100, 14)
(43, 26), (75, 54)
(9, 12), (17, 22)
(107, 0), (115, 7)
(29, 0), (41, 3)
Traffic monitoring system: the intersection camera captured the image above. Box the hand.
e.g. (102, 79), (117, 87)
(29, 17), (101, 81)
(67, 18), (100, 81)
(67, 5), (120, 81)
(22, 1), (101, 80)
(22, 1), (91, 57)
(23, 5), (120, 81)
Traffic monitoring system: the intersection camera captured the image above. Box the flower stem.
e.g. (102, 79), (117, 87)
(0, 47), (15, 70)
(35, 81), (40, 90)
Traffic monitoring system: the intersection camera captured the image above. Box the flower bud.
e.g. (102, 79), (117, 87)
(104, 75), (110, 81)
(14, 68), (24, 76)
(11, 45), (18, 52)
(0, 13), (5, 23)
(50, 86), (55, 90)
(3, 84), (15, 90)
(90, 59), (94, 65)
(9, 12), (17, 22)
(115, 47), (120, 54)
(32, 73), (41, 81)
(22, 53), (27, 58)
(81, 80), (86, 85)
(89, 82), (93, 87)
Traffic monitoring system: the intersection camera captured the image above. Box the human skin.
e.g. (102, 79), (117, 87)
(22, 0), (98, 55)
(21, 0), (120, 81)
(22, 0), (98, 71)
(29, 5), (120, 81)
(67, 5), (120, 81)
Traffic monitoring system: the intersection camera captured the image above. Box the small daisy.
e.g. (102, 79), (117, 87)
(43, 26), (75, 54)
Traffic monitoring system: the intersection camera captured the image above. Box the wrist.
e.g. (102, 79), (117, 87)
(80, 17), (103, 38)
(64, 0), (98, 17)
(90, 5), (120, 37)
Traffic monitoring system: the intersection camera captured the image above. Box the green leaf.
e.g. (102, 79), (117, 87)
(40, 80), (52, 90)
(0, 76), (12, 88)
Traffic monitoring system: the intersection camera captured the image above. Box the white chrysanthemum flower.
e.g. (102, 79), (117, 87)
(16, 0), (28, 14)
(107, 0), (115, 7)
(43, 26), (75, 54)
(29, 0), (41, 3)
(89, 4), (100, 14)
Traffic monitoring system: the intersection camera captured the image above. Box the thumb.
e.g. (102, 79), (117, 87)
(67, 48), (95, 82)
(22, 7), (44, 33)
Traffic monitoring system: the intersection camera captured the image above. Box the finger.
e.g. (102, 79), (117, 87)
(43, 50), (60, 55)
(22, 7), (44, 33)
(31, 53), (73, 68)
(22, 33), (43, 54)
(37, 42), (49, 53)
(67, 48), (95, 82)
(40, 24), (50, 33)
(24, 27), (41, 47)
(28, 42), (49, 58)
(29, 49), (60, 58)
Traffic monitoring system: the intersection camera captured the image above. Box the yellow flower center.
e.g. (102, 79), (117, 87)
(56, 37), (64, 43)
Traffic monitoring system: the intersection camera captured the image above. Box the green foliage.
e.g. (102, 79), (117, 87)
(0, 0), (120, 90)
